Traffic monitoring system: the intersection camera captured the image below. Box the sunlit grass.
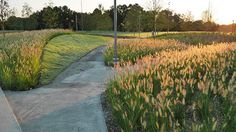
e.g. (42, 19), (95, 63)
(157, 32), (236, 45)
(104, 39), (187, 66)
(107, 40), (236, 131)
(40, 34), (112, 84)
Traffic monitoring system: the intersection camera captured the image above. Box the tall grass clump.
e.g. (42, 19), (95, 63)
(157, 32), (236, 45)
(104, 39), (187, 66)
(0, 30), (71, 90)
(107, 43), (236, 131)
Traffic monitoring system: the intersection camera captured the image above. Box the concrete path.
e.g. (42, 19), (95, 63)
(4, 47), (114, 132)
(0, 88), (22, 132)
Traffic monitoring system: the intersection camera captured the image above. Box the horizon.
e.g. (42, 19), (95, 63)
(9, 0), (236, 25)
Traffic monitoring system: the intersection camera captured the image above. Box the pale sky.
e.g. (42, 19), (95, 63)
(9, 0), (236, 24)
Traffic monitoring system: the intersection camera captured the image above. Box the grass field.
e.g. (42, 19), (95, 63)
(80, 31), (153, 38)
(106, 39), (236, 131)
(41, 34), (112, 84)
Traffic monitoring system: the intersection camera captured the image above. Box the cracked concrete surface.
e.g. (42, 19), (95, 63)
(4, 46), (114, 132)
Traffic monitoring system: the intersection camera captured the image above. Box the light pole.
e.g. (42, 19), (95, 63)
(113, 0), (118, 66)
(81, 0), (84, 31)
(75, 14), (78, 31)
(167, 2), (171, 33)
(233, 20), (235, 33)
(138, 11), (141, 38)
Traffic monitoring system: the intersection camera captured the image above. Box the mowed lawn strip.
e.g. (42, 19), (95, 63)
(40, 34), (112, 85)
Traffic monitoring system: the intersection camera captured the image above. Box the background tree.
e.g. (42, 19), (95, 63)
(108, 4), (129, 31)
(21, 3), (32, 30)
(182, 11), (194, 22)
(124, 4), (143, 33)
(0, 0), (9, 37)
(156, 10), (174, 31)
(201, 9), (217, 31)
(87, 5), (112, 30)
(3, 3), (220, 32)
(42, 6), (59, 28)
(21, 3), (32, 18)
(150, 0), (162, 35)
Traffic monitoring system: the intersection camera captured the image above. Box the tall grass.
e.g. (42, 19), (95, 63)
(157, 32), (236, 45)
(104, 39), (187, 66)
(0, 30), (71, 90)
(107, 42), (236, 131)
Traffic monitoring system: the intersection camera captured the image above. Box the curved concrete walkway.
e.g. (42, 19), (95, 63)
(4, 47), (114, 132)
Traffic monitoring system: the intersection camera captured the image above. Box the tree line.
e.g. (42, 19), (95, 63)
(1, 1), (218, 32)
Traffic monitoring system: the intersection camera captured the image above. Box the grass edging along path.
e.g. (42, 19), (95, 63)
(40, 34), (112, 85)
(0, 30), (72, 91)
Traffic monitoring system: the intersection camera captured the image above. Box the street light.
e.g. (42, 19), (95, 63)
(113, 0), (118, 67)
(81, 0), (84, 31)
(167, 2), (171, 33)
(233, 20), (235, 33)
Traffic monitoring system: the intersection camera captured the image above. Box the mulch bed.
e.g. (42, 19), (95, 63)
(101, 92), (121, 132)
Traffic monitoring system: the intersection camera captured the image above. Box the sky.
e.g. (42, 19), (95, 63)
(8, 0), (236, 25)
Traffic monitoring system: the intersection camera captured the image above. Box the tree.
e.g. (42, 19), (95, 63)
(182, 11), (194, 22)
(0, 0), (9, 37)
(172, 14), (183, 31)
(156, 10), (175, 31)
(5, 16), (23, 30)
(150, 0), (162, 35)
(124, 4), (143, 32)
(108, 4), (129, 31)
(89, 5), (112, 30)
(42, 7), (59, 28)
(22, 3), (32, 18)
(44, 0), (54, 8)
(202, 6), (217, 31)
(21, 3), (32, 30)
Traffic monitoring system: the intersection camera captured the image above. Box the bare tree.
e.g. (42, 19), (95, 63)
(202, 10), (212, 23)
(202, 0), (213, 23)
(0, 0), (9, 37)
(9, 7), (16, 17)
(21, 3), (32, 30)
(182, 11), (194, 22)
(44, 0), (54, 8)
(98, 4), (105, 14)
(150, 0), (162, 36)
(21, 3), (32, 18)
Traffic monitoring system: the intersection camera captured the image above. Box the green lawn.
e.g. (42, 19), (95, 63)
(40, 34), (112, 84)
(80, 31), (153, 38)
(80, 31), (216, 38)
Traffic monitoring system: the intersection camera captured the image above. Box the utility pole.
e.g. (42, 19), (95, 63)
(138, 11), (141, 38)
(81, 0), (84, 31)
(167, 2), (170, 33)
(75, 14), (78, 31)
(233, 20), (235, 33)
(113, 0), (118, 66)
